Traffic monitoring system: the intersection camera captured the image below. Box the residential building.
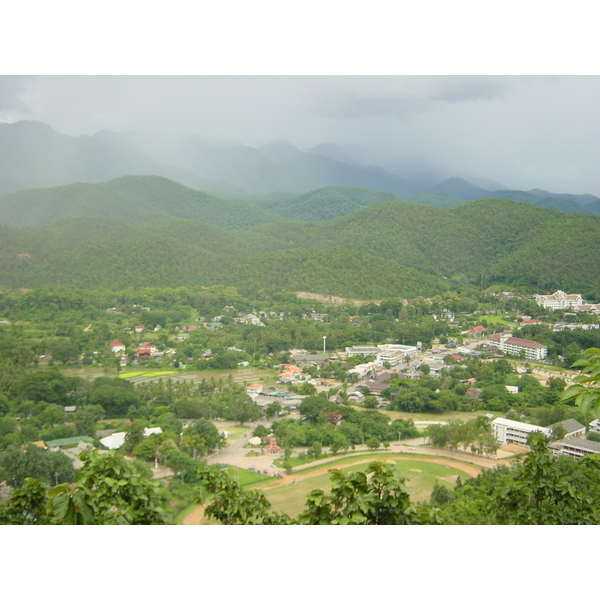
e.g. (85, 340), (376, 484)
(491, 417), (551, 446)
(487, 332), (548, 360)
(110, 340), (126, 353)
(246, 383), (264, 395)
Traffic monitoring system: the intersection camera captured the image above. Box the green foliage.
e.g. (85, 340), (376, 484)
(0, 478), (49, 524)
(0, 443), (75, 488)
(48, 450), (168, 524)
(489, 433), (596, 524)
(89, 377), (139, 417)
(561, 348), (600, 418)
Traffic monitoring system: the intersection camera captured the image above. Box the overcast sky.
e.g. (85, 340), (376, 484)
(1, 75), (599, 195)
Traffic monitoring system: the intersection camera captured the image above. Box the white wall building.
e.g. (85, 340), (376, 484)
(535, 290), (585, 310)
(487, 332), (548, 361)
(491, 417), (551, 446)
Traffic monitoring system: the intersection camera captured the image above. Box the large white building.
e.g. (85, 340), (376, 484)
(491, 417), (551, 446)
(487, 332), (548, 361)
(535, 290), (585, 310)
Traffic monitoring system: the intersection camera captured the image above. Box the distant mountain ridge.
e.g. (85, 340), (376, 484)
(2, 120), (600, 219)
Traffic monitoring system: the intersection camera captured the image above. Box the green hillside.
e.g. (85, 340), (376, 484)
(0, 175), (282, 230)
(250, 186), (404, 221)
(2, 196), (600, 298)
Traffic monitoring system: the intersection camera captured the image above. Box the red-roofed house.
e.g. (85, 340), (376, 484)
(110, 340), (125, 353)
(467, 325), (487, 335)
(139, 342), (158, 353)
(522, 319), (542, 325)
(134, 325), (145, 333)
(246, 383), (263, 395)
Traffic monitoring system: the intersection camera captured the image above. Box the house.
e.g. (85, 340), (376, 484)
(110, 340), (126, 353)
(134, 325), (145, 333)
(521, 318), (542, 325)
(486, 332), (548, 360)
(139, 341), (158, 353)
(246, 383), (264, 395)
(491, 417), (551, 446)
(505, 385), (519, 394)
(465, 387), (483, 400)
(466, 325), (487, 335)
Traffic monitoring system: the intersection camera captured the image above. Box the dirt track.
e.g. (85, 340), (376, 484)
(181, 455), (481, 525)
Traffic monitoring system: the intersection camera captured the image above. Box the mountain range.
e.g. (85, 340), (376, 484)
(2, 120), (600, 301)
(3, 120), (600, 217)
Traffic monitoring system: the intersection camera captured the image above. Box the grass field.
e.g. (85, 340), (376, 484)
(118, 370), (177, 378)
(260, 455), (476, 518)
(218, 425), (250, 441)
(352, 405), (491, 424)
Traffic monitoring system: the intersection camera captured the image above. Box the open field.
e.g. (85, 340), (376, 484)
(352, 405), (492, 424)
(218, 425), (251, 441)
(258, 454), (480, 518)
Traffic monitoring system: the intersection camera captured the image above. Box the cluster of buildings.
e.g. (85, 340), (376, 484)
(491, 416), (600, 460)
(345, 344), (419, 367)
(535, 290), (600, 313)
(110, 339), (175, 366)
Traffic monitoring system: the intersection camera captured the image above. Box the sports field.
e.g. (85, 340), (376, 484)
(258, 455), (479, 518)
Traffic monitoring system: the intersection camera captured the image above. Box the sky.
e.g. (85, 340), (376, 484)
(1, 74), (599, 195)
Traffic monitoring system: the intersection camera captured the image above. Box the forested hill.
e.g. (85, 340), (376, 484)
(0, 176), (281, 230)
(249, 186), (405, 220)
(2, 197), (600, 299)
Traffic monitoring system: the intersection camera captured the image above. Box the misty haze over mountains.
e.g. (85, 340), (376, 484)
(2, 120), (600, 215)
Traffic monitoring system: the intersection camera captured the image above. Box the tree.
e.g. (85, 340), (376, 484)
(365, 436), (380, 450)
(48, 450), (168, 524)
(0, 478), (49, 525)
(561, 348), (600, 418)
(362, 396), (378, 409)
(298, 396), (339, 425)
(73, 404), (104, 437)
(307, 441), (322, 459)
(122, 421), (146, 454)
(0, 443), (75, 488)
(226, 395), (261, 425)
(489, 432), (596, 525)
(265, 402), (282, 419)
(88, 377), (139, 416)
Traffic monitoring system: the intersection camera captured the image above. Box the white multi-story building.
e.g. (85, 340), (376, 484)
(487, 332), (548, 361)
(491, 417), (551, 446)
(535, 290), (585, 310)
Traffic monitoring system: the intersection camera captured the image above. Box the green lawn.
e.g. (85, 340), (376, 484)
(261, 456), (474, 517)
(218, 425), (250, 441)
